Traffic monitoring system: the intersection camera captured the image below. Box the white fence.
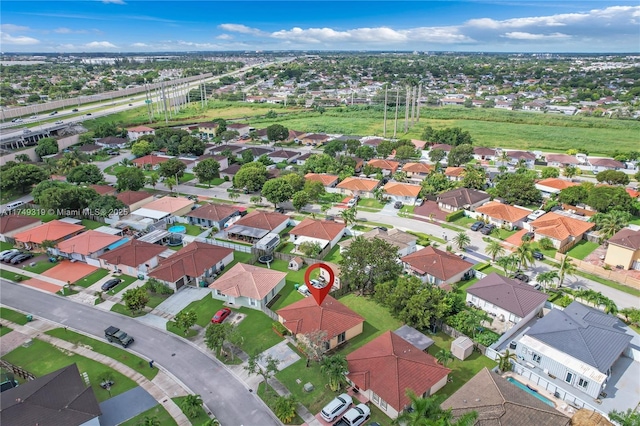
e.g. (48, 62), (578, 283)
(183, 235), (253, 253)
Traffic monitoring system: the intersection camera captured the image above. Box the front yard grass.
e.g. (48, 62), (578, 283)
(0, 307), (30, 325)
(256, 382), (305, 425)
(566, 240), (599, 260)
(103, 274), (138, 296)
(276, 354), (335, 415)
(81, 219), (104, 230)
(235, 307), (284, 355)
(74, 268), (110, 287)
(2, 339), (137, 402)
(172, 396), (211, 424)
(174, 295), (224, 328)
(357, 198), (386, 210)
(0, 241), (14, 251)
(45, 328), (158, 380)
(119, 404), (177, 426)
(451, 216), (477, 228)
(0, 325), (13, 336)
(110, 303), (147, 318)
(23, 260), (58, 274)
(0, 269), (30, 282)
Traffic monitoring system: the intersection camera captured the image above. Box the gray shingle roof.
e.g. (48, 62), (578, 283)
(467, 273), (548, 318)
(437, 188), (490, 209)
(525, 302), (632, 373)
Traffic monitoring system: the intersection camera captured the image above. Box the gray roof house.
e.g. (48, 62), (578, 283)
(512, 302), (637, 413)
(437, 188), (491, 212)
(467, 273), (548, 331)
(339, 227), (417, 258)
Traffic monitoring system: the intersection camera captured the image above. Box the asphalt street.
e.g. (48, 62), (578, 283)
(0, 279), (280, 426)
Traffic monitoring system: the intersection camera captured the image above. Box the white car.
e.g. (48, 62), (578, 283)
(347, 198), (357, 208)
(320, 393), (353, 422)
(54, 120), (63, 124)
(336, 403), (371, 426)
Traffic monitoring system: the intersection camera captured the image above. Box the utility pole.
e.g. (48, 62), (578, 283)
(393, 88), (400, 139)
(404, 85), (410, 133)
(416, 83), (422, 123)
(383, 85), (388, 138)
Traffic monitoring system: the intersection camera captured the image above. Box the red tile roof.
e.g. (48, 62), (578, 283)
(535, 178), (579, 191)
(336, 177), (380, 192)
(14, 220), (85, 245)
(402, 162), (432, 174)
(367, 159), (399, 173)
(142, 197), (194, 214)
(277, 295), (364, 338)
(0, 215), (41, 234)
(530, 212), (595, 241)
(382, 182), (422, 198)
(231, 210), (289, 231)
(127, 125), (154, 132)
(346, 331), (450, 412)
(149, 242), (233, 283)
(290, 218), (345, 241)
(89, 184), (116, 196)
(208, 262), (286, 299)
(444, 167), (465, 177)
(56, 230), (123, 256)
(402, 246), (473, 281)
(475, 202), (530, 223)
(132, 155), (170, 167)
(98, 239), (167, 268)
(304, 173), (339, 187)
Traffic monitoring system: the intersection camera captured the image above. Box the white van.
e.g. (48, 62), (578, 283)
(5, 201), (25, 211)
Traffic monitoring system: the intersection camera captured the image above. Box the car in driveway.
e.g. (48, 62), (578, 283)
(0, 249), (18, 259)
(522, 232), (535, 241)
(10, 253), (33, 264)
(470, 221), (484, 231)
(511, 272), (531, 283)
(393, 201), (403, 209)
(415, 198), (424, 206)
(2, 251), (24, 263)
(101, 278), (122, 291)
(347, 198), (358, 208)
(532, 251), (544, 260)
(211, 307), (232, 324)
(480, 224), (496, 235)
(321, 393), (353, 422)
(334, 403), (371, 426)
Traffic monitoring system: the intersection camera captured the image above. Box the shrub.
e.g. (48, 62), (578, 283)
(538, 237), (555, 250)
(14, 275), (23, 282)
(474, 330), (500, 346)
(272, 322), (289, 336)
(445, 209), (466, 222)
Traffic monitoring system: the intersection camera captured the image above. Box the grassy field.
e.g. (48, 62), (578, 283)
(119, 404), (177, 426)
(566, 240), (600, 260)
(0, 268), (30, 282)
(74, 268), (110, 287)
(269, 282), (305, 312)
(2, 339), (137, 402)
(81, 219), (104, 230)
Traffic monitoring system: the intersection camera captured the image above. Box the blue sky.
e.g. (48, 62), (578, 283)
(1, 1), (639, 53)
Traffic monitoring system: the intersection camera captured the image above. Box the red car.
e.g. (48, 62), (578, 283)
(211, 307), (232, 324)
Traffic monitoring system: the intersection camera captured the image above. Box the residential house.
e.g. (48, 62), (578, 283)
(236, 147), (273, 160)
(225, 210), (290, 243)
(535, 178), (579, 198)
(473, 147), (497, 161)
(507, 151), (537, 168)
(444, 167), (465, 182)
(368, 159), (399, 175)
(346, 331), (451, 419)
(0, 364), (102, 426)
(289, 218), (346, 252)
(89, 184), (117, 196)
(132, 154), (170, 169)
(226, 123), (251, 137)
(589, 158), (625, 172)
(301, 133), (330, 146)
(410, 139), (428, 151)
(429, 144), (452, 161)
(339, 227), (417, 257)
(474, 202), (531, 230)
(134, 196), (195, 219)
(546, 154), (581, 167)
(207, 144), (244, 156)
(209, 262), (286, 310)
(402, 246), (474, 286)
(96, 136), (127, 149)
(14, 220), (85, 251)
(512, 302), (634, 405)
(98, 239), (168, 278)
(467, 273), (548, 329)
(77, 144), (102, 155)
(186, 203), (240, 230)
(362, 138), (386, 149)
(127, 125), (155, 142)
(277, 295), (364, 351)
(53, 230), (126, 266)
(116, 190), (154, 212)
(529, 212), (595, 251)
(295, 152), (313, 166)
(268, 150), (299, 163)
(437, 188), (490, 212)
(219, 164), (242, 180)
(0, 215), (42, 243)
(402, 162), (432, 182)
(288, 256), (304, 271)
(197, 122), (220, 138)
(304, 173), (339, 189)
(383, 182), (422, 205)
(604, 228), (640, 270)
(336, 177), (380, 198)
(442, 368), (570, 426)
(288, 129), (306, 143)
(149, 241), (234, 290)
(196, 153), (229, 171)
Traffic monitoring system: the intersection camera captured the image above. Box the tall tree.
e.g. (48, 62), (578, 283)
(395, 391), (477, 426)
(452, 232), (471, 251)
(376, 140), (394, 158)
(0, 164), (49, 193)
(489, 173), (541, 206)
(536, 271), (558, 290)
(205, 322), (233, 357)
(34, 137), (59, 157)
(174, 310), (198, 336)
(233, 163), (268, 192)
(558, 255), (577, 287)
(131, 140), (153, 157)
(262, 178), (294, 208)
(485, 240), (506, 262)
(303, 180), (325, 201)
(266, 124), (289, 142)
(495, 349), (517, 373)
(514, 243), (534, 270)
(461, 165), (487, 190)
(193, 158), (220, 186)
(340, 206), (358, 227)
(180, 394), (203, 419)
(292, 190), (310, 212)
(244, 353), (279, 394)
(320, 355), (348, 392)
(435, 349), (454, 367)
(122, 286), (149, 314)
(596, 170), (630, 186)
(158, 158), (187, 179)
(447, 144), (474, 167)
(67, 164), (104, 184)
(116, 167), (146, 191)
(592, 210), (631, 240)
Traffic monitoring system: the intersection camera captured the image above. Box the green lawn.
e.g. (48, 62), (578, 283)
(184, 223), (205, 236)
(195, 177), (225, 187)
(494, 228), (518, 240)
(0, 241), (14, 251)
(166, 321), (199, 338)
(566, 240), (600, 260)
(235, 307), (285, 355)
(2, 339), (137, 402)
(110, 303), (147, 318)
(103, 274), (138, 296)
(172, 396), (212, 425)
(276, 352), (335, 415)
(46, 328), (158, 380)
(269, 282), (305, 311)
(256, 382), (305, 425)
(119, 404), (177, 426)
(0, 269), (29, 282)
(175, 294), (224, 328)
(74, 268), (110, 287)
(219, 251), (254, 276)
(335, 294), (403, 355)
(0, 307), (30, 325)
(81, 219), (104, 230)
(23, 260), (58, 274)
(630, 216), (640, 226)
(0, 325), (13, 337)
(451, 216), (477, 228)
(357, 198), (386, 210)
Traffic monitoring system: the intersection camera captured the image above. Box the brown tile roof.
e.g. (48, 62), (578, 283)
(142, 197), (194, 214)
(149, 242), (233, 283)
(208, 262), (286, 299)
(290, 218), (345, 241)
(362, 138), (385, 147)
(339, 228), (416, 252)
(77, 144), (101, 152)
(368, 159), (399, 173)
(589, 158), (625, 168)
(296, 153), (313, 161)
(116, 191), (153, 207)
(303, 133), (330, 141)
(467, 273), (548, 317)
(268, 150), (299, 159)
(535, 178), (579, 191)
(442, 368), (570, 426)
(410, 139), (427, 149)
(473, 147), (496, 156)
(507, 151), (536, 161)
(0, 214), (41, 234)
(132, 155), (170, 167)
(346, 331), (450, 412)
(89, 184), (116, 196)
(431, 143), (452, 152)
(186, 203), (239, 221)
(305, 173), (339, 187)
(402, 162), (433, 174)
(336, 177), (380, 192)
(14, 220), (85, 245)
(402, 246), (473, 281)
(444, 167), (465, 177)
(475, 202), (530, 223)
(98, 136), (126, 145)
(437, 188), (490, 209)
(98, 239), (166, 267)
(530, 212), (595, 241)
(383, 182), (422, 197)
(57, 230), (123, 256)
(198, 122), (220, 128)
(227, 123), (250, 129)
(277, 295), (364, 338)
(231, 210), (289, 231)
(546, 154), (580, 165)
(608, 228), (640, 250)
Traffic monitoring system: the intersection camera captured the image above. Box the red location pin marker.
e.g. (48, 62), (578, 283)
(304, 263), (334, 306)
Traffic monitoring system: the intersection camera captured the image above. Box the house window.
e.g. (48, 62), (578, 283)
(249, 299), (257, 306)
(532, 353), (541, 363)
(578, 378), (589, 389)
(337, 332), (346, 344)
(565, 372), (573, 384)
(215, 290), (223, 296)
(372, 393), (379, 404)
(380, 398), (387, 411)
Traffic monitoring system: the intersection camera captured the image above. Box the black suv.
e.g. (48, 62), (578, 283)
(533, 251), (544, 260)
(480, 224), (496, 235)
(511, 272), (531, 283)
(393, 201), (403, 209)
(101, 278), (122, 291)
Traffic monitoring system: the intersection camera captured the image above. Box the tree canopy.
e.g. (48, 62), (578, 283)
(489, 173), (541, 206)
(233, 163), (269, 192)
(193, 158), (220, 186)
(35, 137), (59, 158)
(116, 167), (146, 191)
(423, 126), (473, 146)
(158, 158), (187, 179)
(262, 178), (294, 208)
(1, 163), (49, 193)
(67, 164), (104, 185)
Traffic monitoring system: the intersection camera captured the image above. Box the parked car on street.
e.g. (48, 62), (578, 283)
(470, 221), (484, 231)
(211, 307), (232, 324)
(347, 198), (357, 208)
(105, 326), (134, 347)
(321, 393), (353, 422)
(511, 272), (531, 283)
(533, 251), (544, 260)
(101, 278), (122, 291)
(0, 249), (18, 259)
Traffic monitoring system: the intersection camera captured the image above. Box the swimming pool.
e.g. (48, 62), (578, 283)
(168, 225), (186, 234)
(506, 377), (555, 407)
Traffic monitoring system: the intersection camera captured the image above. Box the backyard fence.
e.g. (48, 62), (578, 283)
(0, 359), (36, 381)
(555, 253), (640, 290)
(439, 322), (488, 355)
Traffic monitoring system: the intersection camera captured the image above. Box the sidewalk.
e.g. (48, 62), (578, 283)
(0, 317), (193, 426)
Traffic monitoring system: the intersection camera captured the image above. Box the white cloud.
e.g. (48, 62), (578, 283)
(54, 27), (87, 34)
(218, 24), (264, 35)
(85, 41), (118, 48)
(131, 42), (149, 47)
(102, 0), (126, 4)
(0, 32), (40, 45)
(0, 24), (30, 32)
(503, 32), (571, 40)
(216, 34), (233, 40)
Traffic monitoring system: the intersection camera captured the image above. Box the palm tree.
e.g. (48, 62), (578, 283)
(485, 240), (506, 262)
(137, 416), (160, 426)
(180, 394), (203, 418)
(146, 172), (159, 189)
(496, 255), (518, 276)
(536, 271), (558, 290)
(558, 255), (577, 287)
(495, 349), (517, 373)
(452, 232), (471, 251)
(273, 395), (298, 423)
(164, 176), (177, 192)
(395, 391), (478, 426)
(593, 210), (631, 240)
(435, 349), (454, 367)
(563, 165), (578, 178)
(340, 207), (358, 227)
(228, 191), (240, 202)
(608, 409), (640, 426)
(320, 355), (348, 392)
(601, 298), (618, 315)
(514, 243), (534, 270)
